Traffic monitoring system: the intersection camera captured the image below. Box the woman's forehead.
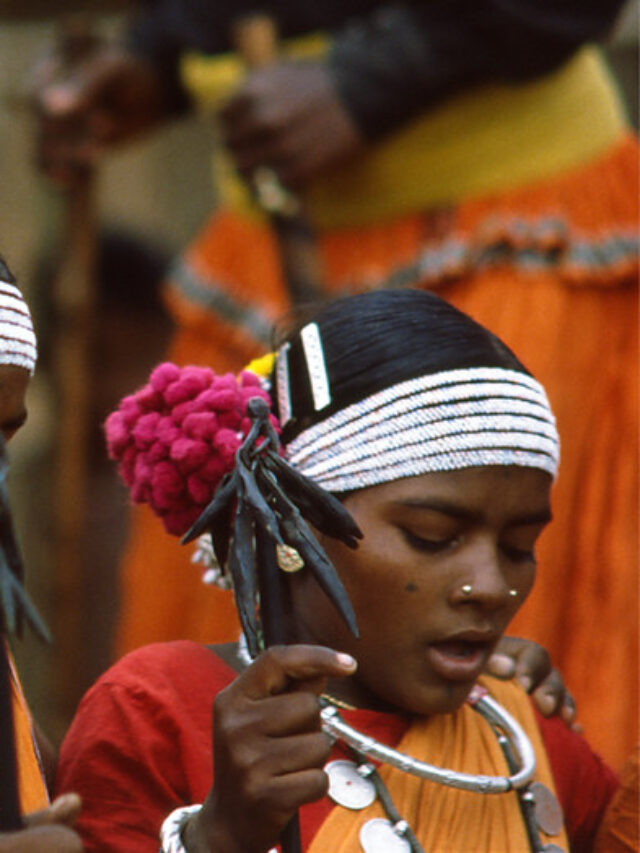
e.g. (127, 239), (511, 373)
(346, 466), (553, 520)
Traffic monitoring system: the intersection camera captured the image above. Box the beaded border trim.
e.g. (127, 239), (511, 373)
(285, 367), (559, 491)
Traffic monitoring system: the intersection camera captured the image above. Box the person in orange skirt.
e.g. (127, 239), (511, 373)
(32, 1), (638, 772)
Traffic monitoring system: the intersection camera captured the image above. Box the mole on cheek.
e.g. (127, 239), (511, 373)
(405, 582), (418, 593)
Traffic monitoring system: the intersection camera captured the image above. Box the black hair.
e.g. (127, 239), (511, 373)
(0, 256), (16, 285)
(276, 288), (530, 442)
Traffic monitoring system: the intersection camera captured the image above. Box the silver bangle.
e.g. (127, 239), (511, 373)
(159, 804), (202, 853)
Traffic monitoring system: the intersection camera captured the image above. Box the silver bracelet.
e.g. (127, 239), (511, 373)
(159, 804), (202, 853)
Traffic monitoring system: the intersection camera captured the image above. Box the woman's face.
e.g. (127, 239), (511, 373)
(288, 465), (552, 716)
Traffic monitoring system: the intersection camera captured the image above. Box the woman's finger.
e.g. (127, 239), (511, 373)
(236, 644), (356, 701)
(23, 793), (82, 828)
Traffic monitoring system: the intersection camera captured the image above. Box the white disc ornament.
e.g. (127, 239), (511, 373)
(530, 781), (564, 836)
(359, 818), (412, 852)
(325, 760), (377, 810)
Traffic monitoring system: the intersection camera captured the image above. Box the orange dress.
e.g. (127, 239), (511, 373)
(114, 48), (639, 772)
(7, 650), (49, 814)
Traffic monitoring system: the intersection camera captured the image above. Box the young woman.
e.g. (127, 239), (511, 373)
(56, 289), (616, 851)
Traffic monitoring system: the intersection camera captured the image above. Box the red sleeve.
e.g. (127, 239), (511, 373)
(537, 710), (619, 853)
(54, 641), (234, 852)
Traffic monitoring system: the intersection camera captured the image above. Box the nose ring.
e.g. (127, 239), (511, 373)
(460, 585), (518, 597)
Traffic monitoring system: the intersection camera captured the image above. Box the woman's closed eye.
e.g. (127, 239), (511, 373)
(401, 528), (459, 554)
(500, 542), (537, 563)
(500, 524), (546, 564)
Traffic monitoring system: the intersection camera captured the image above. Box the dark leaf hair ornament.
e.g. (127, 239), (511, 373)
(182, 396), (361, 656)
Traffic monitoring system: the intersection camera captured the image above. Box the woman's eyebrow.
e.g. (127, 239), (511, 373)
(394, 498), (481, 522)
(394, 499), (552, 527)
(506, 509), (553, 527)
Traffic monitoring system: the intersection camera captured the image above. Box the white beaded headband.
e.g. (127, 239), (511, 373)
(279, 328), (559, 492)
(0, 280), (37, 375)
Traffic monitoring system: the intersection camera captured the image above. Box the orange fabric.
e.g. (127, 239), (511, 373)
(114, 135), (639, 771)
(309, 678), (567, 852)
(7, 652), (49, 814)
(595, 746), (640, 853)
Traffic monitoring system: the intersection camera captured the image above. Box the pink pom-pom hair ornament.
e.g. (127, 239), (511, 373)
(104, 362), (274, 536)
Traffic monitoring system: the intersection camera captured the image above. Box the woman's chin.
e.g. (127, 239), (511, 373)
(370, 678), (477, 717)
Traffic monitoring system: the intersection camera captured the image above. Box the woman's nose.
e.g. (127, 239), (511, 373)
(451, 540), (512, 610)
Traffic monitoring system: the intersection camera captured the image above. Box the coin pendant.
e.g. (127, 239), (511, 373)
(359, 818), (412, 852)
(325, 760), (377, 810)
(530, 781), (564, 836)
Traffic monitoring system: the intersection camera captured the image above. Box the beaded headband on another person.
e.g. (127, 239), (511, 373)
(0, 260), (37, 375)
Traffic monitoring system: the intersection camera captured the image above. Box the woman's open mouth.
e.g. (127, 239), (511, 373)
(427, 636), (494, 682)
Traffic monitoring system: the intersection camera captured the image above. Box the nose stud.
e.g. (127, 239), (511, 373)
(460, 585), (519, 598)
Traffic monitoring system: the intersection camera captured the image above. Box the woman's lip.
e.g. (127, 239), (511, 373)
(427, 640), (492, 682)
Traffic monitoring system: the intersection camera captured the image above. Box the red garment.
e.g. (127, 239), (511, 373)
(55, 641), (617, 852)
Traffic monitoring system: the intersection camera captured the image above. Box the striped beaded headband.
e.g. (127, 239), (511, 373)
(0, 277), (37, 375)
(278, 329), (559, 492)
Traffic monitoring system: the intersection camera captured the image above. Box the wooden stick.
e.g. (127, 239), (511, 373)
(50, 17), (99, 725)
(51, 168), (97, 718)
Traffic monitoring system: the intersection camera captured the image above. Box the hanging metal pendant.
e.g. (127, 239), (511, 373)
(540, 845), (566, 853)
(325, 760), (377, 810)
(359, 818), (412, 852)
(530, 781), (564, 836)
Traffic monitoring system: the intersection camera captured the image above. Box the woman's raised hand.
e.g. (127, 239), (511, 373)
(29, 34), (168, 187)
(218, 60), (365, 190)
(183, 645), (357, 853)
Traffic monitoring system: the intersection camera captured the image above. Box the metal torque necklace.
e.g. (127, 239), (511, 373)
(320, 686), (566, 853)
(321, 687), (536, 793)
